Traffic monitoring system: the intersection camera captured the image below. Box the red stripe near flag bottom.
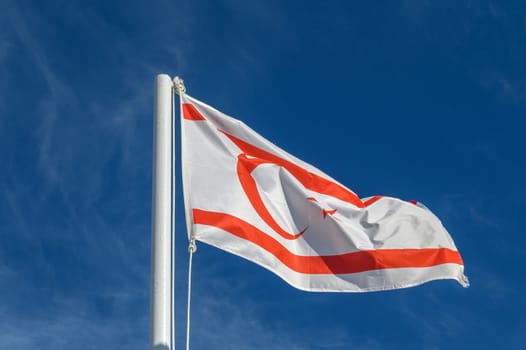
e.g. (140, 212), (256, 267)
(193, 209), (464, 275)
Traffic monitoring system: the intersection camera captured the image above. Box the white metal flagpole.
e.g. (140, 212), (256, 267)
(151, 74), (174, 350)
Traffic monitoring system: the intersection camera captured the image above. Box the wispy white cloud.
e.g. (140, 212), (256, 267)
(401, 0), (526, 103)
(0, 262), (14, 276)
(4, 3), (81, 223)
(468, 265), (519, 303)
(396, 294), (468, 347)
(0, 295), (149, 350)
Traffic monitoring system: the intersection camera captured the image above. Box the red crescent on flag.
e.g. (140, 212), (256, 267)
(236, 153), (309, 240)
(220, 130), (384, 240)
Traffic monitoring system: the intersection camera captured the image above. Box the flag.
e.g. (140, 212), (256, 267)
(180, 93), (468, 292)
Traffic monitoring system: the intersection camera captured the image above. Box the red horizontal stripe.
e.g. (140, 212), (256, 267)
(193, 209), (464, 275)
(182, 103), (206, 120)
(220, 130), (366, 208)
(363, 195), (382, 206)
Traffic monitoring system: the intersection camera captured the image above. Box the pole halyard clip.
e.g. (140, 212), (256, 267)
(173, 76), (186, 95)
(188, 239), (197, 254)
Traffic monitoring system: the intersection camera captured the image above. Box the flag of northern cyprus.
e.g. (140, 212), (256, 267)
(180, 93), (468, 292)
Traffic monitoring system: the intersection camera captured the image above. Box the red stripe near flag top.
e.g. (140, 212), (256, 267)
(193, 209), (464, 275)
(363, 196), (383, 206)
(220, 130), (367, 208)
(182, 103), (206, 120)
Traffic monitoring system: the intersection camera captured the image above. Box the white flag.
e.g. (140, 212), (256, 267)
(180, 93), (468, 292)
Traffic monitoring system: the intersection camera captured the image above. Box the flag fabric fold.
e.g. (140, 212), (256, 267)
(180, 93), (468, 292)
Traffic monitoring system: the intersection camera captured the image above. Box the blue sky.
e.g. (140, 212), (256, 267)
(1, 0), (525, 349)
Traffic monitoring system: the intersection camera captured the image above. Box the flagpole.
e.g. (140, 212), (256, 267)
(151, 74), (173, 350)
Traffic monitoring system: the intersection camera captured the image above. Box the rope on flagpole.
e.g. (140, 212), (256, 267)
(186, 239), (196, 350)
(174, 76), (194, 350)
